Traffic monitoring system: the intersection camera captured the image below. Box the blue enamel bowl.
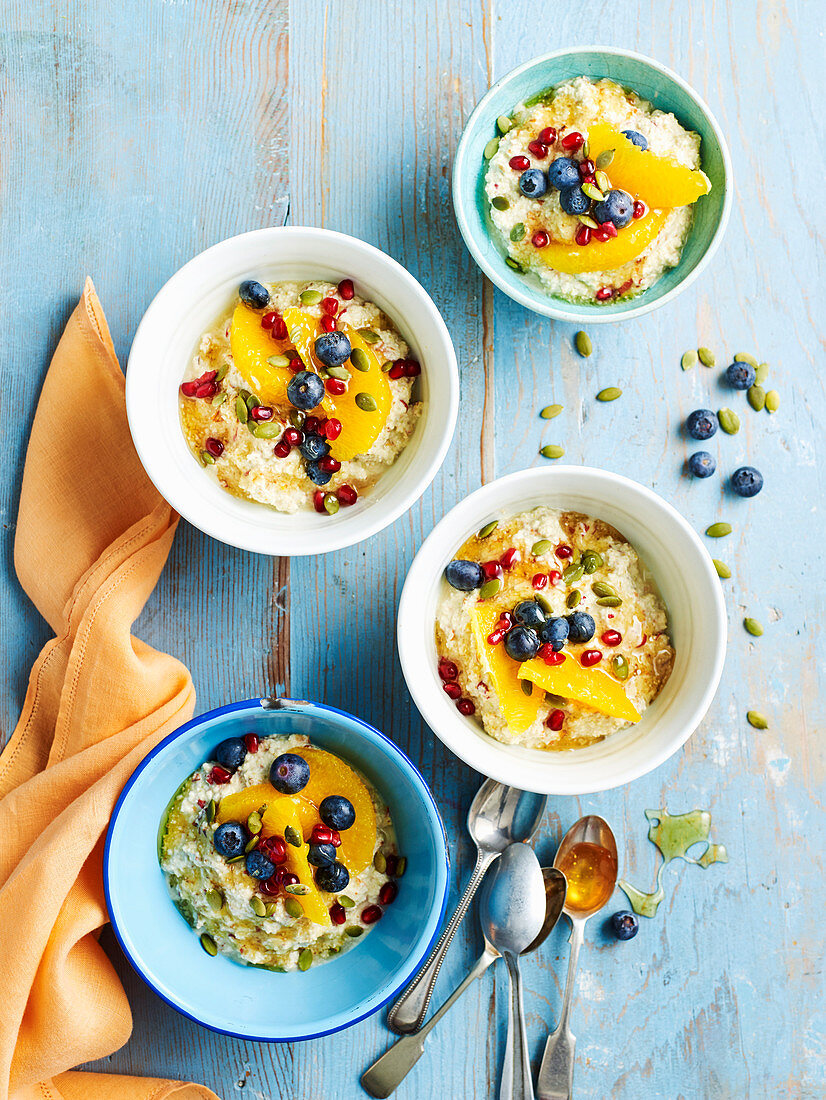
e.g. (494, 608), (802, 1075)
(452, 46), (732, 323)
(104, 698), (449, 1042)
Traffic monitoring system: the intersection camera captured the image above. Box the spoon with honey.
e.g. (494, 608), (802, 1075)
(535, 815), (618, 1100)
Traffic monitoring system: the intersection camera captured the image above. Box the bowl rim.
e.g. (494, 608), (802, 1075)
(452, 45), (733, 323)
(125, 225), (459, 556)
(396, 465), (727, 794)
(103, 696), (451, 1042)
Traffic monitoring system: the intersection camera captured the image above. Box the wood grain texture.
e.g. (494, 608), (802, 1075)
(1, 0), (824, 1097)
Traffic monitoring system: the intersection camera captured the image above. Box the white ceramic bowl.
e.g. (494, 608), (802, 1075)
(397, 467), (726, 795)
(126, 228), (459, 556)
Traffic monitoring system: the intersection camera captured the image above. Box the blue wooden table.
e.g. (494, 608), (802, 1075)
(2, 2), (824, 1097)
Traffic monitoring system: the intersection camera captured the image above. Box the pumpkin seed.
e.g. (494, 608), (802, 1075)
(681, 350), (697, 371)
(381, 360), (394, 372)
(596, 387), (622, 402)
(284, 898), (304, 919)
(491, 196), (510, 211)
(581, 137), (590, 158)
(540, 404), (563, 419)
(582, 181), (605, 202)
(338, 894), (356, 908)
(718, 407), (740, 435)
(265, 902), (278, 917)
(540, 444), (565, 459)
(395, 856), (407, 877)
(215, 363), (229, 382)
(595, 149), (614, 170)
(289, 409), (306, 429)
(755, 362), (769, 385)
(199, 450), (214, 466)
(323, 493), (339, 516)
(591, 580), (616, 598)
(765, 389), (780, 413)
(355, 392), (378, 412)
(566, 590), (581, 609)
(532, 539), (552, 557)
(535, 594), (554, 616)
(285, 883), (310, 896)
(299, 289), (323, 305)
(562, 561), (584, 585)
(582, 550), (603, 574)
(706, 522), (732, 538)
(235, 396), (249, 423)
(350, 347), (371, 372)
(253, 422), (280, 439)
(505, 257), (525, 273)
(267, 354), (292, 368)
(247, 420), (259, 436)
(373, 851), (387, 873)
(510, 223), (526, 242)
(484, 137), (500, 160)
(734, 352), (758, 367)
(250, 895), (266, 917)
(748, 385), (766, 411)
(284, 825), (302, 847)
(357, 328), (380, 344)
(226, 854), (245, 863)
(247, 811), (263, 835)
(478, 520), (498, 538)
(595, 170), (611, 193)
(697, 347), (716, 367)
(238, 389), (251, 403)
(479, 577), (503, 600)
(298, 948), (313, 971)
(747, 711), (768, 730)
(611, 655), (629, 681)
(200, 933), (218, 956)
(496, 115), (513, 135)
(206, 799), (216, 824)
(576, 214), (599, 229)
(712, 559), (731, 579)
(520, 679), (533, 697)
(744, 617), (764, 637)
(326, 365), (350, 381)
(574, 330), (592, 357)
(246, 393), (260, 411)
(244, 835), (259, 853)
(345, 926), (364, 938)
(211, 392), (227, 407)
(597, 596), (622, 607)
(206, 888), (224, 911)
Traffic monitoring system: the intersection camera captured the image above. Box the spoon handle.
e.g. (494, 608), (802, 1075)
(536, 919), (584, 1100)
(387, 847), (498, 1033)
(501, 950), (535, 1100)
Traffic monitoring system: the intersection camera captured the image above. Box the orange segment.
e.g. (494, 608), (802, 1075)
(293, 748), (377, 875)
(261, 796), (330, 926)
(216, 782), (275, 825)
(229, 304), (293, 408)
(471, 604), (543, 734)
(519, 653), (641, 723)
(586, 123), (711, 209)
(537, 209), (667, 274)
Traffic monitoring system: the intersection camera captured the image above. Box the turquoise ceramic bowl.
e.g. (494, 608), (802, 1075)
(104, 698), (449, 1041)
(452, 47), (732, 323)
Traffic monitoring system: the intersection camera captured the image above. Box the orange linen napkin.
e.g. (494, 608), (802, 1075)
(0, 281), (217, 1100)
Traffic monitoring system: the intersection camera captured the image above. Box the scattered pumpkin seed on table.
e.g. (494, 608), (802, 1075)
(540, 444), (565, 459)
(596, 387), (622, 402)
(574, 331), (592, 357)
(734, 352), (758, 367)
(566, 590), (581, 608)
(206, 889), (223, 912)
(479, 577), (503, 599)
(755, 362), (769, 385)
(712, 559), (731, 579)
(540, 404), (563, 419)
(355, 392), (378, 412)
(520, 679), (533, 697)
(744, 617), (764, 637)
(338, 894), (355, 908)
(718, 408), (740, 435)
(765, 390), (780, 413)
(595, 149), (614, 170)
(505, 257), (525, 273)
(748, 385), (766, 411)
(697, 347), (716, 367)
(595, 170), (611, 193)
(396, 857), (407, 877)
(747, 711), (769, 730)
(373, 851), (387, 873)
(706, 522), (732, 538)
(345, 926), (364, 938)
(681, 350), (698, 370)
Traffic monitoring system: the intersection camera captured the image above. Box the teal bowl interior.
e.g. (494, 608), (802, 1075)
(104, 699), (449, 1041)
(452, 47), (731, 322)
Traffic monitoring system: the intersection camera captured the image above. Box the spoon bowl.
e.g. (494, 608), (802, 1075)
(527, 867), (567, 953)
(479, 842), (547, 956)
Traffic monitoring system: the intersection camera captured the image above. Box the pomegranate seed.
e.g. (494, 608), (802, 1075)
(438, 659), (459, 682)
(599, 221), (618, 239)
(321, 296), (339, 316)
(532, 573), (548, 590)
(283, 427), (303, 446)
(385, 854), (398, 877)
(313, 490), (327, 514)
(497, 612), (513, 628)
(180, 380), (199, 397)
(527, 140), (548, 158)
(487, 628), (507, 646)
(210, 765), (231, 784)
(575, 225), (592, 247)
(197, 798), (205, 808)
(593, 228), (613, 243)
(261, 312), (277, 329)
(379, 882), (398, 906)
(388, 362), (406, 379)
(546, 709), (565, 732)
(531, 230), (549, 248)
(199, 370), (218, 382)
(549, 570), (562, 586)
(581, 174), (596, 185)
(404, 359), (422, 377)
(204, 437), (224, 458)
(637, 633), (648, 648)
(443, 681), (462, 700)
(482, 561), (504, 581)
(244, 733), (259, 753)
(538, 126), (557, 145)
(273, 440), (291, 458)
(259, 877), (280, 896)
(280, 871), (299, 889)
(601, 630), (622, 646)
(338, 278), (355, 300)
(322, 417), (342, 440)
(361, 905), (383, 925)
(311, 824), (338, 845)
(194, 382), (217, 399)
(560, 131), (583, 151)
(318, 456), (341, 473)
(580, 650), (603, 667)
(330, 902), (346, 925)
(258, 835), (288, 864)
(285, 357), (301, 372)
(556, 544), (573, 559)
(304, 416), (320, 433)
(457, 698), (475, 716)
(337, 484), (358, 506)
(500, 548), (520, 570)
(579, 158), (595, 177)
(509, 155), (530, 171)
(633, 200), (646, 219)
(249, 404), (274, 421)
(618, 279), (633, 295)
(541, 648), (566, 666)
(595, 286), (614, 301)
(320, 315), (337, 332)
(272, 317), (288, 340)
(326, 377), (346, 395)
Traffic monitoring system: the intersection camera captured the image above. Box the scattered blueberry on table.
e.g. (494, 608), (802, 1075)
(688, 452), (716, 478)
(686, 409), (718, 441)
(611, 910), (640, 940)
(731, 466), (764, 497)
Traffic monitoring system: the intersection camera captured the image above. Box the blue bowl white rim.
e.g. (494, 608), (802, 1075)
(103, 696), (451, 1042)
(452, 45), (733, 323)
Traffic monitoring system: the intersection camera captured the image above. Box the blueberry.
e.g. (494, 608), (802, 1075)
(513, 600), (547, 629)
(315, 860), (350, 893)
(547, 157), (580, 190)
(731, 466), (764, 497)
(565, 611), (595, 644)
(445, 559), (484, 591)
(519, 168), (547, 198)
(621, 130), (648, 151)
(611, 910), (639, 940)
(299, 431), (330, 462)
(559, 186), (590, 215)
(504, 626), (540, 662)
(287, 371), (325, 411)
(725, 361), (756, 390)
(214, 737), (247, 771)
(688, 451), (716, 478)
(307, 843), (337, 867)
(238, 279), (270, 309)
(314, 331), (352, 367)
(305, 461), (333, 486)
(319, 794), (356, 831)
(686, 409), (718, 441)
(245, 849), (276, 879)
(270, 753), (311, 794)
(592, 189), (634, 229)
(538, 616), (569, 651)
(213, 821), (247, 859)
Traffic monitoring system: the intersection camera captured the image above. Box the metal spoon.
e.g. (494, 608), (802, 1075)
(362, 859), (566, 1099)
(536, 815), (618, 1100)
(387, 779), (547, 1034)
